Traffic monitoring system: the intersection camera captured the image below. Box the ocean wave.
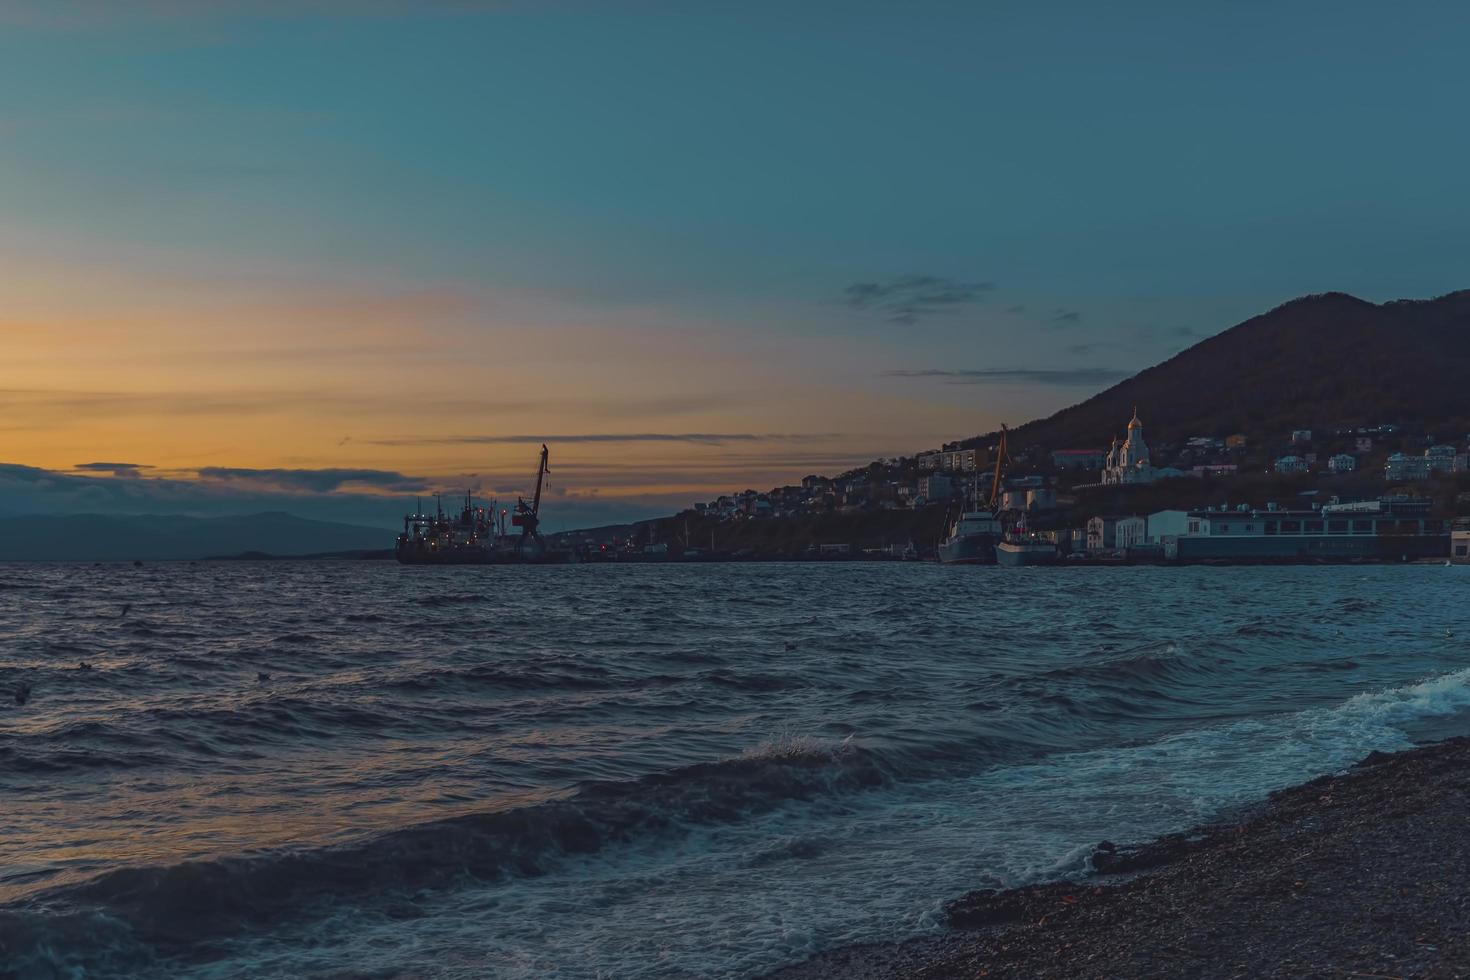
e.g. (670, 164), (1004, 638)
(9, 735), (891, 961)
(701, 667), (808, 692)
(383, 663), (622, 694)
(1037, 642), (1220, 685)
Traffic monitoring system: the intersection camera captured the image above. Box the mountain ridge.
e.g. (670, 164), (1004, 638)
(971, 289), (1470, 452)
(0, 511), (391, 561)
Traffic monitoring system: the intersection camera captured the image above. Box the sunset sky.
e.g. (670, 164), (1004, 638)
(5, 0), (1470, 528)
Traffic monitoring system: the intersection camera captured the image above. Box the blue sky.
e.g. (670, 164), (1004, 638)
(3, 0), (1468, 527)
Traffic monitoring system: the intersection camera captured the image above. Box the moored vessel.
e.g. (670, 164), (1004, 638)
(395, 445), (574, 565)
(938, 426), (1009, 565)
(995, 534), (1059, 566)
(938, 508), (1001, 564)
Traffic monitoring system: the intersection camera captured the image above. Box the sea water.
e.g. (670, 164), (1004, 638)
(2, 562), (1468, 978)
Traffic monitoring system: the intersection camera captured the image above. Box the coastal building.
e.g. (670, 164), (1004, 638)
(1328, 454), (1357, 474)
(1145, 510), (1191, 547)
(1275, 455), (1308, 474)
(1425, 446), (1467, 474)
(1086, 516), (1119, 552)
(1291, 429), (1313, 445)
(1385, 453), (1432, 482)
(1051, 449), (1108, 470)
(940, 449), (980, 473)
(1454, 519), (1470, 564)
(1115, 516), (1147, 550)
(1192, 463), (1239, 477)
(1086, 514), (1144, 552)
(919, 475), (953, 500)
(1225, 434), (1248, 449)
(1102, 410), (1156, 485)
(1026, 488), (1058, 512)
(1173, 497), (1446, 562)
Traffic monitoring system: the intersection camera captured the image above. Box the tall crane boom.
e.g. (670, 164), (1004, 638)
(530, 443), (549, 518)
(989, 425), (1009, 510)
(512, 443), (551, 553)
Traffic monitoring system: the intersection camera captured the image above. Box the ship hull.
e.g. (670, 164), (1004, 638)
(938, 535), (998, 564)
(395, 541), (577, 565)
(995, 541), (1059, 566)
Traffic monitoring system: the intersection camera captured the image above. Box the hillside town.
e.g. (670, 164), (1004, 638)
(562, 408), (1470, 565)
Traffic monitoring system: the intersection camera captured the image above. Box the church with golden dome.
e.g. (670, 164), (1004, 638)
(1102, 409), (1157, 485)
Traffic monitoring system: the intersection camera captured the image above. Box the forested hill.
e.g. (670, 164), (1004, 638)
(975, 290), (1470, 451)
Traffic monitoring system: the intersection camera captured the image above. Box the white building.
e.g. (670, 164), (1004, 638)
(1328, 453), (1357, 474)
(1115, 516), (1148, 550)
(940, 449), (980, 473)
(1385, 453), (1432, 481)
(1087, 514), (1147, 552)
(1102, 410), (1156, 485)
(1425, 446), (1467, 474)
(1275, 455), (1308, 474)
(1146, 510), (1191, 545)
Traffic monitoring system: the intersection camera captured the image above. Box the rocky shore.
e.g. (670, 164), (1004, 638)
(772, 738), (1470, 979)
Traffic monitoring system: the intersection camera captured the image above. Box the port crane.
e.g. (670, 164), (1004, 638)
(988, 424), (1009, 509)
(511, 443), (550, 554)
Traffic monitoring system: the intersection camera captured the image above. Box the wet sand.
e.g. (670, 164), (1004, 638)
(772, 738), (1470, 979)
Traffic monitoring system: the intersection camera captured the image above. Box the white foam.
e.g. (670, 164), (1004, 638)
(181, 667), (1470, 980)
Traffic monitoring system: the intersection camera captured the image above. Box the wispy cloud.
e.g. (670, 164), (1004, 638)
(73, 462), (154, 478)
(882, 368), (1131, 386)
(843, 275), (995, 325)
(195, 467), (431, 493)
(364, 433), (841, 447)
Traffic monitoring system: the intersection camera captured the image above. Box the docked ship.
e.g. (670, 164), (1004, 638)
(938, 426), (1009, 565)
(938, 507), (1002, 564)
(395, 444), (573, 565)
(995, 527), (1060, 566)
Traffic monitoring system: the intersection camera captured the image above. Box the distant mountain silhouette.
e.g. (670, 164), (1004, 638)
(981, 290), (1470, 451)
(0, 511), (390, 561)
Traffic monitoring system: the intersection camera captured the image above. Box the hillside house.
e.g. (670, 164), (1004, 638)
(1386, 454), (1432, 481)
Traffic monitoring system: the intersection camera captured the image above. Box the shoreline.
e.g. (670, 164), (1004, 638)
(771, 737), (1470, 979)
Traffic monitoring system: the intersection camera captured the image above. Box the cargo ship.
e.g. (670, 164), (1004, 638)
(395, 444), (574, 565)
(938, 425), (1007, 565)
